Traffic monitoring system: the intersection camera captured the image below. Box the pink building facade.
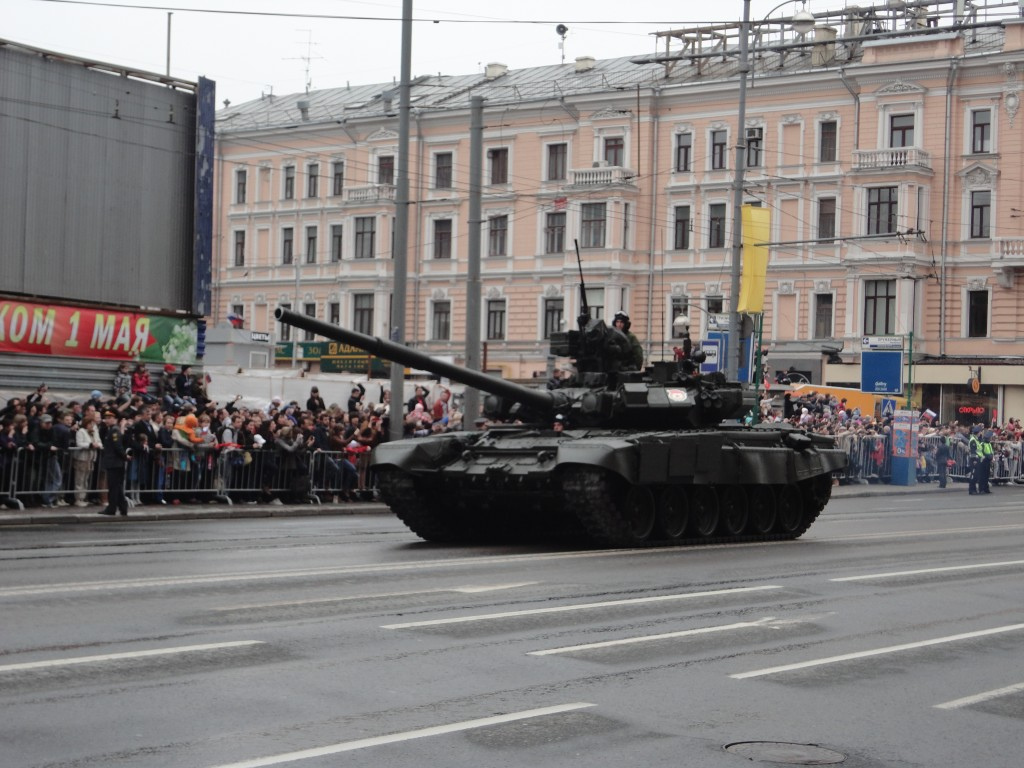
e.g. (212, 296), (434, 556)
(214, 2), (1024, 425)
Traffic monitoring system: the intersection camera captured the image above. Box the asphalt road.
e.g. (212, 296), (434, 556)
(2, 489), (1022, 768)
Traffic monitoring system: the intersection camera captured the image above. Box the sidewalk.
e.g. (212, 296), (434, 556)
(1, 481), (1007, 526)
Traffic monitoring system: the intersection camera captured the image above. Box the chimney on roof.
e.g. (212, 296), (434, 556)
(575, 56), (596, 73)
(297, 99), (310, 122)
(485, 62), (508, 80)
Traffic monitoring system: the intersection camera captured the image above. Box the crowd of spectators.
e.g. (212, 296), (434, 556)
(762, 388), (1023, 485)
(1, 367), (467, 510)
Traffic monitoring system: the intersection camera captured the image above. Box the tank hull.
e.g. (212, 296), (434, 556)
(372, 423), (847, 547)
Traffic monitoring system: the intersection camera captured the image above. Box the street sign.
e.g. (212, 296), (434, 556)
(880, 397), (897, 418)
(861, 350), (903, 394)
(862, 335), (903, 350)
(700, 338), (721, 374)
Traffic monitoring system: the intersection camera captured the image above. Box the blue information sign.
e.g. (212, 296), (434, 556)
(861, 351), (903, 394)
(701, 332), (755, 382)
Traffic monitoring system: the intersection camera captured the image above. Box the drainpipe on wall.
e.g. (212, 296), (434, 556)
(644, 86), (661, 358)
(940, 58), (962, 358)
(838, 68), (860, 150)
(411, 109), (425, 344)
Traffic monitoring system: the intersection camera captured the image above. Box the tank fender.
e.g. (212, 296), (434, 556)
(554, 438), (636, 483)
(371, 433), (472, 472)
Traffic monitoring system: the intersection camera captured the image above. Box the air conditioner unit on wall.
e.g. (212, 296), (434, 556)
(592, 160), (610, 168)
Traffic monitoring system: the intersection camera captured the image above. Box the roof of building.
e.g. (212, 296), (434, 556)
(216, 3), (1014, 134)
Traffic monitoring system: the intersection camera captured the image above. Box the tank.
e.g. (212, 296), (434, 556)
(275, 307), (847, 547)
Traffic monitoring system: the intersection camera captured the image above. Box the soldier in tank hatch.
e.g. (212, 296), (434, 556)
(612, 312), (644, 370)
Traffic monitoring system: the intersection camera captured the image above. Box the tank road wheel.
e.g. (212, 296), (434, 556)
(717, 485), (749, 537)
(775, 484), (805, 535)
(656, 487), (689, 540)
(690, 487), (719, 538)
(622, 486), (657, 543)
(801, 474), (834, 514)
(747, 485), (777, 534)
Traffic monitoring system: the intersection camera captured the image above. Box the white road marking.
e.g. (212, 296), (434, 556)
(529, 617), (778, 656)
(731, 623), (1024, 679)
(381, 586), (782, 629)
(207, 702), (595, 768)
(818, 523), (1024, 542)
(935, 681), (1024, 710)
(831, 560), (1024, 582)
(0, 547), (756, 598)
(215, 582), (539, 611)
(0, 640), (264, 673)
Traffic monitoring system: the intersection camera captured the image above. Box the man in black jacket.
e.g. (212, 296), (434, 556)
(99, 411), (130, 516)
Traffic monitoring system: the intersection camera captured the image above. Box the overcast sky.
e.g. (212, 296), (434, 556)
(8, 0), (822, 105)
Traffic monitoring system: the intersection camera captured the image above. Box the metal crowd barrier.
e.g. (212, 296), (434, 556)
(1, 446), (373, 510)
(832, 433), (1024, 486)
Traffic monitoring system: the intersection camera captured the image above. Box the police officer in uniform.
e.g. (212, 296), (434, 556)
(612, 312), (644, 370)
(979, 429), (994, 493)
(99, 410), (131, 516)
(967, 425), (984, 495)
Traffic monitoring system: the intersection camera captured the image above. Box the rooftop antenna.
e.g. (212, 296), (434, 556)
(556, 24), (569, 65)
(286, 29), (323, 93)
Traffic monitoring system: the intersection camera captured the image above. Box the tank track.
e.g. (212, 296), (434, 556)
(562, 467), (829, 549)
(376, 468), (473, 543)
(378, 466), (831, 548)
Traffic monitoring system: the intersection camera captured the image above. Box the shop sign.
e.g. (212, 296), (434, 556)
(0, 299), (197, 364)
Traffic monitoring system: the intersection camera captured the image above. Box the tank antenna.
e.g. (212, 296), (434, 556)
(574, 239), (590, 329)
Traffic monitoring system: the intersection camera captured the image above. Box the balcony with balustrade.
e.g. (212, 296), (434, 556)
(568, 165), (638, 188)
(851, 148), (932, 175)
(347, 184), (396, 204)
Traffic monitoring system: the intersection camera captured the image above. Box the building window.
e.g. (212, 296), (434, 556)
(231, 304), (245, 325)
(867, 187), (898, 235)
(604, 136), (624, 167)
(233, 231), (246, 267)
(302, 303), (317, 341)
(970, 190), (991, 239)
(332, 161), (344, 196)
(305, 226), (317, 263)
(708, 203), (727, 248)
(675, 132), (692, 172)
(543, 298), (564, 339)
(488, 148), (508, 184)
(235, 169), (247, 203)
(545, 212), (566, 254)
(547, 143), (567, 181)
(435, 152), (452, 189)
(390, 216), (396, 259)
(580, 203), (606, 248)
(432, 300), (451, 341)
(864, 279), (896, 335)
(673, 205), (691, 250)
(306, 163), (319, 198)
(890, 114), (914, 147)
(487, 299), (506, 341)
(433, 219), (452, 259)
(819, 120), (837, 162)
(329, 302), (340, 325)
(282, 227), (294, 264)
(971, 109), (991, 154)
(585, 287), (604, 321)
(330, 225), (343, 262)
(378, 155), (394, 185)
(278, 302), (292, 341)
(488, 215), (507, 257)
(353, 294), (374, 336)
(283, 166), (295, 199)
(354, 217), (375, 259)
(813, 294), (833, 338)
(817, 197), (836, 240)
(746, 127), (763, 168)
(670, 296), (689, 338)
(967, 289), (988, 338)
(711, 130), (728, 170)
(706, 296), (724, 314)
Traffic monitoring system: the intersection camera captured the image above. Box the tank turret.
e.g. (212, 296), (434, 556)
(275, 307), (753, 429)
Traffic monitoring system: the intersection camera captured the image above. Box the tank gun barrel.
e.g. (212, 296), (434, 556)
(274, 307), (560, 415)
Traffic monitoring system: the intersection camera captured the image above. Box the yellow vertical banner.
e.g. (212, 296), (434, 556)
(737, 205), (770, 313)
